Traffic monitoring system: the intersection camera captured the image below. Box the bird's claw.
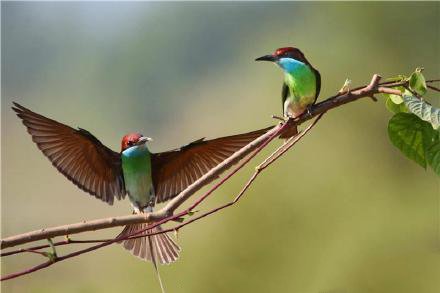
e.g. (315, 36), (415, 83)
(306, 106), (313, 118)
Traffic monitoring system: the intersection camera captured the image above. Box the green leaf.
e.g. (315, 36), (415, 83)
(403, 93), (440, 129)
(388, 113), (435, 168)
(409, 68), (427, 96)
(427, 144), (440, 175)
(385, 97), (408, 114)
(383, 86), (405, 107)
(426, 130), (440, 175)
(383, 86), (407, 115)
(389, 94), (403, 104)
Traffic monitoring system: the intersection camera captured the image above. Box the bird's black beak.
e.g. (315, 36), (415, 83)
(255, 54), (276, 62)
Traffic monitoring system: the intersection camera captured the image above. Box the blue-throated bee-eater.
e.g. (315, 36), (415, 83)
(256, 47), (321, 138)
(12, 103), (270, 264)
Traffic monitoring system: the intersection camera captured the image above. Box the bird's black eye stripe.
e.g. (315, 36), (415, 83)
(128, 141), (133, 146)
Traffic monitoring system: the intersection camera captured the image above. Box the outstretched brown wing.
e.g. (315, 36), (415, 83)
(151, 127), (271, 203)
(12, 103), (125, 205)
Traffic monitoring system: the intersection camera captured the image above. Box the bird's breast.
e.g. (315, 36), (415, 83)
(283, 66), (317, 117)
(121, 148), (154, 210)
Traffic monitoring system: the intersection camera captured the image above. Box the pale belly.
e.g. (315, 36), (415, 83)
(284, 95), (315, 118)
(124, 173), (154, 211)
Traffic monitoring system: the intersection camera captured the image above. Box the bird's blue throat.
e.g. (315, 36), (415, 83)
(277, 57), (306, 74)
(122, 144), (150, 158)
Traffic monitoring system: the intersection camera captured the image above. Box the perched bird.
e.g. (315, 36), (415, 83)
(256, 47), (321, 138)
(12, 103), (269, 265)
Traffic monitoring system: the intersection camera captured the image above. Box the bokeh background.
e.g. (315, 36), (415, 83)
(2, 2), (439, 293)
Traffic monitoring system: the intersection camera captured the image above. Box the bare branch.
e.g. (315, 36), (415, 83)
(2, 73), (433, 282)
(0, 123), (289, 281)
(1, 261), (54, 281)
(150, 113), (326, 237)
(1, 123), (287, 250)
(427, 84), (440, 92)
(112, 114), (325, 245)
(1, 214), (157, 249)
(0, 74), (407, 250)
(1, 239), (107, 257)
(259, 113), (325, 170)
(293, 74), (386, 126)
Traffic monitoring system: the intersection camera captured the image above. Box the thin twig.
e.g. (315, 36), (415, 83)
(0, 239), (110, 257)
(427, 84), (440, 92)
(259, 113), (325, 171)
(1, 261), (54, 281)
(17, 249), (48, 257)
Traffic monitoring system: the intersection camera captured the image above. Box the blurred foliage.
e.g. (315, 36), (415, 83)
(2, 2), (439, 293)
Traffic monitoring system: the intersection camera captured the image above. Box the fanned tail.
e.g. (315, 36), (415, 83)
(147, 235), (166, 293)
(118, 223), (180, 264)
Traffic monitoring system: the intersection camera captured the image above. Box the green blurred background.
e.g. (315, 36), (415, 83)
(2, 2), (439, 293)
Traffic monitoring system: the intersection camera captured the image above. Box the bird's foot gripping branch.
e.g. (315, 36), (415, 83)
(1, 71), (439, 281)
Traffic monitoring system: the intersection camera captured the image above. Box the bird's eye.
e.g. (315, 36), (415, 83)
(127, 141), (133, 146)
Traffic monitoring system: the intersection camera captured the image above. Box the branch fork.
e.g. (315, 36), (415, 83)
(1, 73), (427, 281)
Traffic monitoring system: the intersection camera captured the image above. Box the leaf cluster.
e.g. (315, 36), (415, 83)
(385, 68), (440, 175)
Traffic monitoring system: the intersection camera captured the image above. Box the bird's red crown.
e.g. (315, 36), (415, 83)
(121, 133), (143, 151)
(274, 47), (296, 56)
(274, 47), (307, 64)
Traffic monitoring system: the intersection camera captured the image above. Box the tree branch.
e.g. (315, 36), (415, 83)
(0, 123), (289, 281)
(293, 74), (399, 126)
(2, 73), (427, 282)
(0, 74), (403, 250)
(1, 123), (288, 250)
(149, 112), (326, 237)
